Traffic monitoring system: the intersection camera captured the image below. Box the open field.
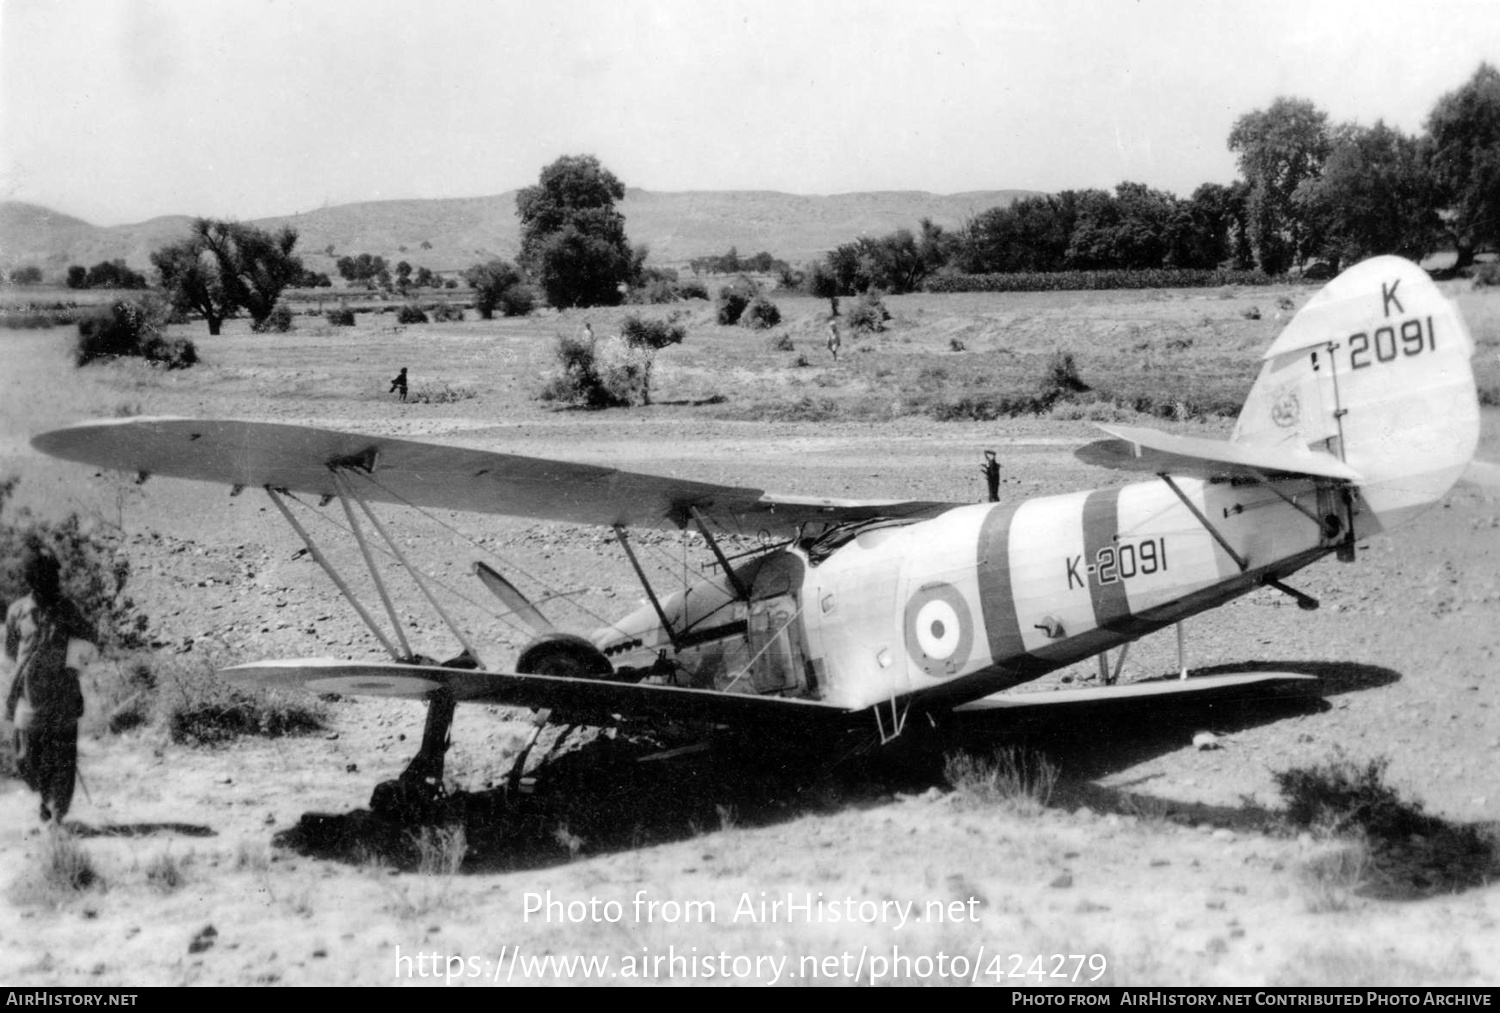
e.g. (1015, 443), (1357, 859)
(1, 282), (1498, 987)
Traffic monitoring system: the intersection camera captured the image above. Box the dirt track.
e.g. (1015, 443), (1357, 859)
(1, 298), (1497, 986)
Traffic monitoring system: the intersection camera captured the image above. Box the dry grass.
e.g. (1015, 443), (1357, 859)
(8, 830), (105, 907)
(944, 746), (1059, 815)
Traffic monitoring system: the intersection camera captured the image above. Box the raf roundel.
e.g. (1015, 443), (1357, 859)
(904, 582), (974, 677)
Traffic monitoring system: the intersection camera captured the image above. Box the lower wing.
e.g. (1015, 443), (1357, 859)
(223, 657), (859, 730)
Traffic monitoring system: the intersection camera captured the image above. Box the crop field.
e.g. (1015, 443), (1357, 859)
(0, 280), (1498, 987)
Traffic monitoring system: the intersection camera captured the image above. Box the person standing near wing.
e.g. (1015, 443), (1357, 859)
(5, 546), (96, 826)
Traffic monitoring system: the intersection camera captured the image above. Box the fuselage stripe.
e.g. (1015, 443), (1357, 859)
(976, 503), (1027, 663)
(1082, 488), (1128, 630)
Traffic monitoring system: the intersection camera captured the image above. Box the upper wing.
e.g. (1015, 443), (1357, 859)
(1075, 423), (1362, 482)
(32, 417), (954, 535)
(223, 657), (859, 730)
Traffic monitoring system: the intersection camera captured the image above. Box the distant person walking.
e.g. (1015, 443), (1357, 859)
(981, 450), (1001, 502)
(582, 321), (594, 343)
(5, 546), (96, 826)
(825, 318), (841, 362)
(389, 367), (408, 402)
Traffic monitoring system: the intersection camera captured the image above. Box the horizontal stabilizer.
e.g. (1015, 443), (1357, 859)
(1076, 424), (1361, 482)
(222, 658), (856, 729)
(952, 671), (1319, 714)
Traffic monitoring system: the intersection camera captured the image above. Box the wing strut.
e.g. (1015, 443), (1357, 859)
(689, 506), (752, 602)
(331, 471), (415, 660)
(613, 524), (683, 652)
(265, 487), (403, 660)
(1160, 474), (1249, 572)
(339, 471), (480, 660)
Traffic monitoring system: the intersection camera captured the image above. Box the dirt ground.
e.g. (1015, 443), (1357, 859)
(0, 290), (1497, 987)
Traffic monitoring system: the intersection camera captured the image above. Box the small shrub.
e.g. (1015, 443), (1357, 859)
(620, 312), (687, 350)
(1040, 350), (1090, 400)
(429, 302), (464, 323)
(396, 304), (428, 325)
(845, 291), (890, 333)
(1274, 755), (1421, 841)
(144, 850), (190, 893)
(768, 332), (795, 352)
(742, 294), (781, 329)
(944, 747), (1057, 815)
(327, 306), (356, 326)
(793, 353), (811, 368)
(949, 338), (966, 352)
(679, 279), (709, 300)
(409, 381), (477, 404)
(250, 303), (294, 334)
(1241, 305), (1262, 320)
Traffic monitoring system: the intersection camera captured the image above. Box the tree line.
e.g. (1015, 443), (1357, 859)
(807, 63), (1500, 294)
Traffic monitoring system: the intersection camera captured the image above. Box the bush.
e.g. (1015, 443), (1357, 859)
(539, 334), (632, 408)
(630, 278), (680, 304)
(1473, 263), (1500, 288)
(250, 302), (294, 333)
(327, 306), (356, 326)
(496, 283), (536, 317)
(716, 282), (755, 325)
(396, 304), (429, 325)
(679, 279), (709, 300)
(163, 660), (325, 745)
(75, 298), (195, 369)
(0, 478), (138, 649)
(620, 311), (687, 350)
(429, 302), (464, 323)
(845, 291), (890, 333)
(742, 294), (781, 329)
(768, 332), (795, 352)
(409, 381), (476, 404)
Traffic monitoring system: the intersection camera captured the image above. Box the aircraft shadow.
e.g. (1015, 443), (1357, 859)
(272, 660), (1494, 897)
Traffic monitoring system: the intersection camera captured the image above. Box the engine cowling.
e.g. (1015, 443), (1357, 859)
(515, 632), (615, 679)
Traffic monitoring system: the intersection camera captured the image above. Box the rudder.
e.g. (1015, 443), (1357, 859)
(1234, 256), (1478, 535)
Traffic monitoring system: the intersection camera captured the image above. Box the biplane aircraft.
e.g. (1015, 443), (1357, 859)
(31, 256), (1485, 812)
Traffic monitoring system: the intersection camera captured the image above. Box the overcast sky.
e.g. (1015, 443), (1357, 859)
(2, 0), (1497, 226)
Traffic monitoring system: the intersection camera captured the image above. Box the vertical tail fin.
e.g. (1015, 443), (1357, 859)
(1234, 256), (1478, 534)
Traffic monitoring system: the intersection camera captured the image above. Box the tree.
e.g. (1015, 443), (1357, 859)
(1294, 121), (1439, 270)
(151, 219), (304, 335)
(463, 259), (531, 318)
(515, 155), (632, 308)
(1425, 63), (1500, 269)
(66, 265), (87, 289)
(8, 265), (43, 285)
(1228, 97), (1332, 274)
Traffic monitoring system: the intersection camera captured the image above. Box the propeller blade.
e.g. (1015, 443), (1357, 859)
(473, 561), (554, 634)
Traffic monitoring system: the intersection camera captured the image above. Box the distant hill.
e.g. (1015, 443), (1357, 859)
(0, 188), (1039, 281)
